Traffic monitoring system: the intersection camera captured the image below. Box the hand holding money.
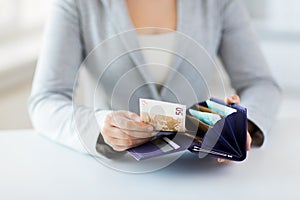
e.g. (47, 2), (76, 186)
(101, 111), (156, 151)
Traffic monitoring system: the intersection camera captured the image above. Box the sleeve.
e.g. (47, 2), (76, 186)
(218, 0), (282, 146)
(28, 0), (118, 158)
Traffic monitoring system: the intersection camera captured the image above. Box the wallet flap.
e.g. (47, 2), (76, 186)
(197, 118), (241, 157)
(213, 112), (243, 156)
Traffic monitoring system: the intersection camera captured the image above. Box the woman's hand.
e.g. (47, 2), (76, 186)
(217, 94), (252, 163)
(101, 111), (155, 151)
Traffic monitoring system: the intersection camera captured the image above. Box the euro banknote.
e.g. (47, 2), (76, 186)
(139, 98), (186, 132)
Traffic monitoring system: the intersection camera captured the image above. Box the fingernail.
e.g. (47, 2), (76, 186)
(230, 99), (238, 104)
(147, 126), (154, 132)
(132, 116), (141, 122)
(225, 97), (231, 104)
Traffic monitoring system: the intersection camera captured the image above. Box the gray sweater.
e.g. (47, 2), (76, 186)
(29, 0), (281, 158)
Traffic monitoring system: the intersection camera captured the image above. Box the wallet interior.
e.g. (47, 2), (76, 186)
(127, 98), (247, 161)
(186, 100), (247, 161)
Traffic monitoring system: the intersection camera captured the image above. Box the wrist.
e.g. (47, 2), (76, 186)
(247, 120), (264, 146)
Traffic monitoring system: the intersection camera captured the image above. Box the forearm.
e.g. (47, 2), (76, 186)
(28, 91), (121, 157)
(29, 92), (97, 154)
(218, 0), (282, 145)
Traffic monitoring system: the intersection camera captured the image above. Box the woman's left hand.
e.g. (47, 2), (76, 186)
(217, 94), (252, 163)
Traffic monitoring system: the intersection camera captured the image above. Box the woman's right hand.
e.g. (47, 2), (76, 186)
(101, 111), (156, 151)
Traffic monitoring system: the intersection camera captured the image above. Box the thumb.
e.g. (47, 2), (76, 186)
(225, 94), (240, 105)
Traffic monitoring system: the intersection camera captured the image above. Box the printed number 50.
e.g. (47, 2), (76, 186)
(175, 107), (183, 116)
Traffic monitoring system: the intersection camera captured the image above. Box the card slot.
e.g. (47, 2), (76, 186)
(225, 119), (242, 156)
(194, 102), (226, 119)
(185, 115), (210, 138)
(200, 119), (241, 156)
(233, 112), (248, 154)
(215, 114), (242, 156)
(201, 135), (240, 158)
(206, 100), (237, 117)
(191, 104), (220, 116)
(188, 108), (223, 127)
(204, 99), (246, 158)
(224, 110), (247, 155)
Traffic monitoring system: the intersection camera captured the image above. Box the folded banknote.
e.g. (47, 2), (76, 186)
(139, 98), (186, 132)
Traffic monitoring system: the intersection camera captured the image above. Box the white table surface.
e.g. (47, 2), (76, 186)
(1, 96), (300, 200)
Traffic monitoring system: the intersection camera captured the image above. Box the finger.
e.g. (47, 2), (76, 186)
(102, 123), (156, 140)
(126, 111), (141, 122)
(224, 94), (240, 105)
(113, 110), (140, 121)
(224, 95), (239, 104)
(246, 131), (252, 151)
(102, 125), (136, 140)
(110, 114), (153, 132)
(105, 136), (151, 147)
(231, 94), (240, 104)
(112, 144), (146, 152)
(106, 137), (152, 151)
(121, 129), (157, 139)
(111, 146), (127, 152)
(217, 158), (232, 163)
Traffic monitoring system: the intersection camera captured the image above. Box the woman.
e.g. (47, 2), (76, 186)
(28, 0), (281, 162)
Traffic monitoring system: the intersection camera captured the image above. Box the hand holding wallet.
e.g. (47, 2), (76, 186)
(127, 98), (248, 161)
